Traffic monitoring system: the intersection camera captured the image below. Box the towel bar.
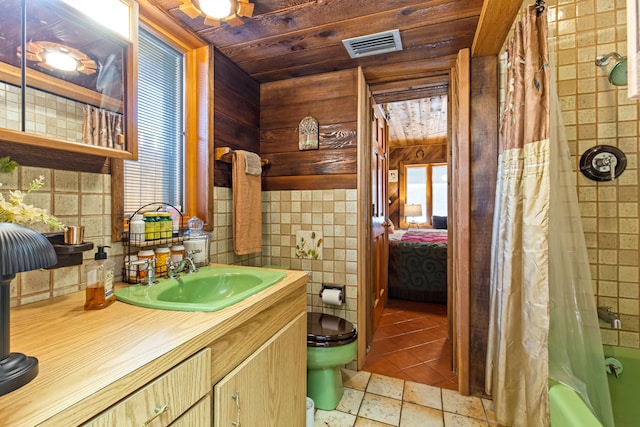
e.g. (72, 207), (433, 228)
(214, 147), (270, 167)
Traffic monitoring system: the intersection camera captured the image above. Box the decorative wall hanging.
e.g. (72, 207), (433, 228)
(295, 230), (323, 260)
(389, 169), (398, 182)
(579, 145), (627, 181)
(298, 115), (319, 151)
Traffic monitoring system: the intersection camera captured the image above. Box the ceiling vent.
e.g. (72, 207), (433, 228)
(342, 29), (403, 59)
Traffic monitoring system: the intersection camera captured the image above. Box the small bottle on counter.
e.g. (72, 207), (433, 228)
(158, 212), (172, 239)
(84, 246), (116, 310)
(170, 245), (185, 263)
(155, 247), (170, 275)
(124, 254), (138, 283)
(129, 214), (145, 244)
(137, 250), (155, 279)
(144, 212), (159, 241)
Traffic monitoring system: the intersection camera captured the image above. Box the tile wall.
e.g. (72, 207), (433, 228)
(0, 83), (84, 141)
(4, 166), (117, 307)
(211, 186), (263, 266)
(259, 189), (359, 327)
(550, 0), (640, 348)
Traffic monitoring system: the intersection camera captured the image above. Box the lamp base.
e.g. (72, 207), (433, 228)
(0, 352), (38, 396)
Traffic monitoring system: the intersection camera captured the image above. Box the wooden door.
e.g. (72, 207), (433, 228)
(369, 103), (389, 342)
(450, 48), (471, 395)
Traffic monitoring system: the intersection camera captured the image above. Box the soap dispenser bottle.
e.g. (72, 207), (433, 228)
(84, 246), (116, 310)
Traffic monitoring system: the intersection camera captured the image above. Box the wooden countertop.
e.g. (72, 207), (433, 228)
(0, 266), (308, 426)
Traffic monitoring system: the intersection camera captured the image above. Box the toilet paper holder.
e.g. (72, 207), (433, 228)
(320, 284), (345, 298)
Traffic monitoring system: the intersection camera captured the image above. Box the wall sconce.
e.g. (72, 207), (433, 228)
(179, 0), (254, 27)
(0, 224), (57, 396)
(16, 41), (97, 75)
(404, 203), (423, 224)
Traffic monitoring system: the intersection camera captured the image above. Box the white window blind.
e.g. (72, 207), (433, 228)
(124, 29), (184, 213)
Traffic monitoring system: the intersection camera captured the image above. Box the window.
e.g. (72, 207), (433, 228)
(403, 163), (448, 226)
(124, 29), (184, 213)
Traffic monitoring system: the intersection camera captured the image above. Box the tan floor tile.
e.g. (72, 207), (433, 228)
(400, 402), (444, 427)
(367, 373), (405, 400)
(314, 409), (357, 427)
(358, 393), (402, 426)
(355, 417), (395, 426)
(404, 381), (442, 410)
(337, 387), (365, 415)
(343, 368), (372, 391)
(441, 389), (486, 420)
(443, 412), (489, 427)
(481, 398), (496, 422)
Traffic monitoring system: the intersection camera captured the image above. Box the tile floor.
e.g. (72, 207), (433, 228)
(363, 299), (457, 390)
(313, 369), (502, 427)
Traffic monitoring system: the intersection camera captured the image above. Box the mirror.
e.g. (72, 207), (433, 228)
(0, 0), (136, 156)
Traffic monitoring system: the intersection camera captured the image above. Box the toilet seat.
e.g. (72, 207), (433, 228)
(307, 312), (357, 347)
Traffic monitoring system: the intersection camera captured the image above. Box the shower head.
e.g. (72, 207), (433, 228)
(595, 52), (628, 86)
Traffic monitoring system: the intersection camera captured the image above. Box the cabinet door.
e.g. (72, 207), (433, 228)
(214, 313), (306, 427)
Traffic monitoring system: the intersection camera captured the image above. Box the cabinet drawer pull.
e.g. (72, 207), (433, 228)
(231, 392), (241, 426)
(140, 404), (170, 427)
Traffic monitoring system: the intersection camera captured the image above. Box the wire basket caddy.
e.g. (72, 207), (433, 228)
(122, 201), (187, 284)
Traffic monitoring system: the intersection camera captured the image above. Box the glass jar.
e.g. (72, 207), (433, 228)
(185, 216), (210, 266)
(154, 247), (170, 275)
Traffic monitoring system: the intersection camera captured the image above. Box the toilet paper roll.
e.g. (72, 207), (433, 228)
(322, 288), (343, 306)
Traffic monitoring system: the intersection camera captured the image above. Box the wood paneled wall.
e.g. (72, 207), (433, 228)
(468, 56), (498, 395)
(213, 49), (261, 188)
(260, 69), (358, 191)
(388, 143), (447, 228)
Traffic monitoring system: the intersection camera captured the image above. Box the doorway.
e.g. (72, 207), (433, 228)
(363, 95), (454, 388)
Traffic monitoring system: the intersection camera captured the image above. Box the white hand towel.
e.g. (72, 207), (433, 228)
(242, 150), (262, 176)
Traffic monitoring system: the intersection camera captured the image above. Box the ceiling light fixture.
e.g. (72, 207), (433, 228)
(179, 0), (254, 27)
(17, 41), (97, 74)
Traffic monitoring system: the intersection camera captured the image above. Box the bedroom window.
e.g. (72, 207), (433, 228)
(403, 163), (447, 227)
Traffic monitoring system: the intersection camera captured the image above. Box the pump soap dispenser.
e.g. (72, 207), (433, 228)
(84, 246), (116, 310)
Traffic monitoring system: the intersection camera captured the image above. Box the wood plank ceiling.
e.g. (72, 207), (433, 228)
(145, 0), (483, 94)
(386, 95), (447, 148)
(144, 0), (486, 144)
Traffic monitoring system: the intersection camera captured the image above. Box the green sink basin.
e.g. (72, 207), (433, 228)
(115, 265), (286, 312)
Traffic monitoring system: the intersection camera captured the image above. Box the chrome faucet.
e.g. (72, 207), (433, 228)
(127, 258), (157, 286)
(167, 252), (198, 278)
(597, 306), (622, 329)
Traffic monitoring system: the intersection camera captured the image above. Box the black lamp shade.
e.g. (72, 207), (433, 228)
(0, 223), (57, 276)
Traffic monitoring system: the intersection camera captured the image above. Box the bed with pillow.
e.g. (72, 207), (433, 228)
(388, 225), (448, 304)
